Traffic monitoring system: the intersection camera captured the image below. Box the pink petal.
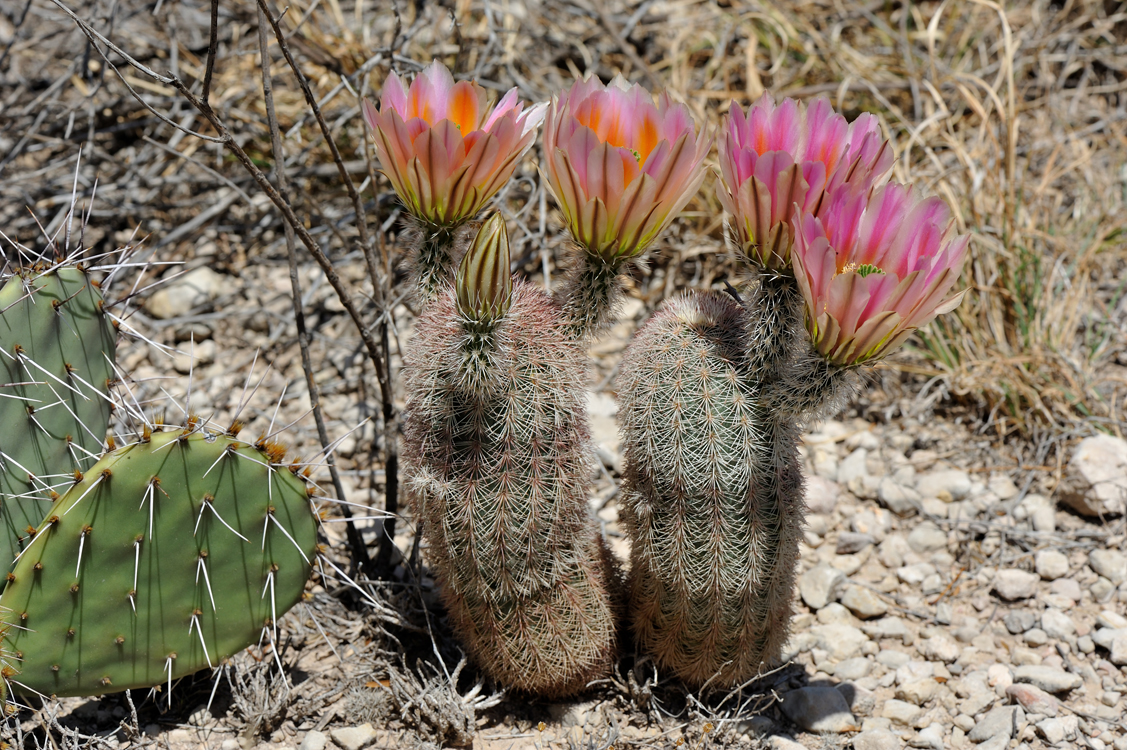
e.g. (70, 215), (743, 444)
(380, 71), (408, 115)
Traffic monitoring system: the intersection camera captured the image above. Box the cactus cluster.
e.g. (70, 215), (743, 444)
(368, 63), (969, 696)
(0, 265), (116, 578)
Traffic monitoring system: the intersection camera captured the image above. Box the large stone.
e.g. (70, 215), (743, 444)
(147, 266), (224, 319)
(809, 623), (870, 660)
(799, 564), (845, 610)
(919, 635), (961, 663)
(879, 477), (921, 516)
(853, 729), (903, 750)
(1012, 665), (1082, 693)
(1088, 549), (1127, 585)
(907, 522), (947, 554)
(330, 724), (378, 750)
(841, 585), (889, 619)
(992, 569), (1039, 600)
(1040, 609), (1076, 641)
(1035, 549), (1070, 580)
(967, 705), (1022, 743)
(916, 469), (972, 501)
(896, 678), (939, 706)
(1005, 683), (1059, 717)
(299, 731), (328, 750)
(1060, 434), (1127, 516)
(911, 724), (945, 750)
(779, 687), (858, 733)
(806, 475), (841, 514)
(1036, 716), (1079, 744)
(881, 699), (921, 726)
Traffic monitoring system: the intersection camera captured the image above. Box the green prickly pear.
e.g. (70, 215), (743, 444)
(0, 426), (317, 699)
(0, 264), (116, 578)
(403, 214), (620, 697)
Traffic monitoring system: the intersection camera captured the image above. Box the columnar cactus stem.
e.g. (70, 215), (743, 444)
(620, 292), (808, 687)
(403, 218), (619, 697)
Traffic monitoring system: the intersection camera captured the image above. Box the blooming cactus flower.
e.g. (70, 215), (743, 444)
(362, 61), (545, 229)
(792, 183), (969, 367)
(718, 94), (893, 270)
(456, 213), (512, 323)
(543, 76), (710, 263)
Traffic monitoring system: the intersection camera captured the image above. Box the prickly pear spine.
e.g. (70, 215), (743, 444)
(0, 428), (317, 699)
(403, 219), (619, 697)
(0, 265), (116, 577)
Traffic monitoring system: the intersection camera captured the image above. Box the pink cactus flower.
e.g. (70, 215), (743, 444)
(718, 94), (893, 270)
(792, 183), (969, 367)
(362, 61), (545, 229)
(543, 76), (710, 263)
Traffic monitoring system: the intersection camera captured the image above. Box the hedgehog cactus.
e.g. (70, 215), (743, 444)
(615, 95), (969, 689)
(402, 214), (619, 697)
(0, 264), (116, 578)
(0, 427), (317, 699)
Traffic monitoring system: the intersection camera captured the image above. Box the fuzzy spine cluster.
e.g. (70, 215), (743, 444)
(402, 280), (619, 697)
(619, 273), (856, 689)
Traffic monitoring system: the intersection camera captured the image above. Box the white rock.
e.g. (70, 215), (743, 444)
(992, 569), (1039, 600)
(1036, 715), (1079, 744)
(911, 724), (945, 750)
(1035, 549), (1070, 580)
(968, 705), (1022, 742)
(854, 730), (903, 750)
(877, 650), (912, 669)
(1097, 610), (1127, 629)
(896, 678), (939, 706)
(879, 477), (921, 516)
(768, 737), (807, 750)
(1012, 665), (1081, 693)
(1040, 609), (1076, 641)
(881, 699), (921, 726)
(862, 617), (913, 645)
(833, 656), (873, 681)
(1031, 503), (1056, 532)
(907, 522), (947, 553)
(1111, 630), (1127, 665)
(299, 731), (328, 750)
(920, 635), (961, 663)
(809, 623), (870, 660)
(841, 585), (889, 619)
(147, 266), (224, 319)
(1060, 434), (1127, 516)
(799, 564), (844, 610)
(851, 508), (893, 541)
(1088, 549), (1127, 585)
(916, 469), (972, 501)
(898, 563), (937, 585)
(988, 475), (1019, 500)
(806, 475), (841, 514)
(330, 724), (378, 750)
(838, 448), (869, 485)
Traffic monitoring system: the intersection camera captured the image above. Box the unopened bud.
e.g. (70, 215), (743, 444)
(456, 213), (512, 323)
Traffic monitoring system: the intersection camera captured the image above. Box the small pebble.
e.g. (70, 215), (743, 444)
(1004, 610), (1037, 634)
(993, 569), (1039, 600)
(1005, 683), (1059, 717)
(299, 731), (328, 750)
(331, 724), (378, 750)
(1012, 665), (1082, 693)
(1035, 549), (1070, 580)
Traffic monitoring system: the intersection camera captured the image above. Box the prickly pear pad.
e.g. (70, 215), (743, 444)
(0, 267), (116, 574)
(0, 430), (317, 698)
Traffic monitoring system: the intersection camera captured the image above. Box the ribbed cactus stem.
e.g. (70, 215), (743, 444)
(404, 230), (619, 696)
(556, 252), (625, 340)
(621, 292), (806, 687)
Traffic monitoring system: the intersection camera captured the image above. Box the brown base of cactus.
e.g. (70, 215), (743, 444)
(436, 531), (622, 699)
